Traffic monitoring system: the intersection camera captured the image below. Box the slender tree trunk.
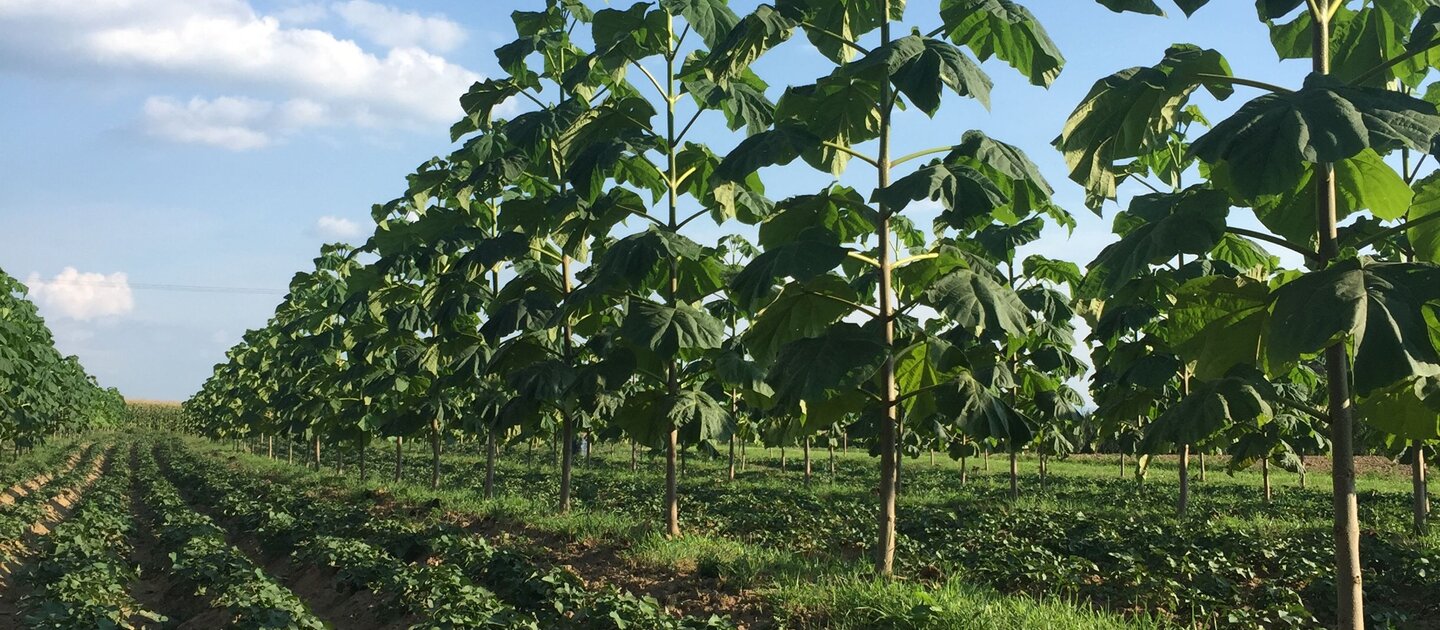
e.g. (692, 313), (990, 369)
(287, 441), (293, 465)
(1199, 451), (1207, 482)
(1039, 454), (1047, 490)
(842, 432), (848, 454)
(312, 436), (321, 471)
(1414, 440), (1429, 536)
(394, 436), (404, 484)
(829, 442), (836, 483)
(780, 446), (787, 471)
(959, 456), (968, 486)
(630, 440), (637, 473)
(728, 438), (736, 481)
(1301, 454), (1309, 489)
(1178, 444), (1191, 517)
(1314, 10), (1364, 625)
(984, 449), (990, 472)
(664, 428), (679, 536)
(268, 436), (274, 459)
(803, 437), (812, 488)
(430, 419), (442, 490)
(1263, 457), (1273, 505)
(559, 254), (576, 513)
(1008, 451), (1019, 500)
(872, 2), (899, 577)
(484, 432), (497, 500)
(1120, 452), (1126, 478)
(929, 449), (935, 466)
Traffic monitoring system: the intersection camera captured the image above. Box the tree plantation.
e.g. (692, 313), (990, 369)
(3, 0), (1440, 628)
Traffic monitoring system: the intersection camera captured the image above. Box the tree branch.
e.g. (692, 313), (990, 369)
(1226, 227), (1319, 262)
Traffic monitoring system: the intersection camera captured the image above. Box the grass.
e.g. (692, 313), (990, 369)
(200, 435), (1437, 628)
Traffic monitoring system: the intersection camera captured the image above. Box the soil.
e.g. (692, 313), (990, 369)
(156, 450), (415, 630)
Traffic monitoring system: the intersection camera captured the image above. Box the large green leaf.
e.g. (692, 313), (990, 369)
(847, 35), (991, 115)
(777, 0), (906, 63)
(1409, 171), (1440, 263)
(922, 269), (1029, 338)
(1192, 74), (1440, 200)
(1169, 275), (1271, 380)
(1357, 375), (1440, 440)
(1266, 257), (1440, 396)
(774, 73), (884, 175)
(661, 0), (740, 48)
(759, 186), (875, 247)
(1079, 186), (1230, 296)
(731, 228), (849, 310)
(936, 373), (1034, 446)
(1055, 45), (1232, 207)
(743, 275), (861, 362)
(896, 338), (951, 418)
(939, 0), (1064, 87)
(716, 124), (823, 181)
(621, 299), (725, 355)
(767, 322), (886, 406)
(593, 2), (669, 62)
(872, 161), (1007, 219)
(1215, 148), (1413, 245)
(1140, 374), (1273, 452)
(705, 5), (795, 85)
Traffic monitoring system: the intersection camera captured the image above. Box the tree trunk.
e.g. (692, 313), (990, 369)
(359, 440), (368, 481)
(728, 438), (736, 481)
(1178, 444), (1191, 517)
(394, 436), (404, 484)
(1120, 452), (1126, 478)
(780, 446), (787, 471)
(803, 437), (812, 488)
(630, 440), (637, 473)
(1263, 457), (1273, 505)
(287, 441), (293, 465)
(559, 411), (574, 513)
(929, 449), (935, 466)
(872, 3), (899, 578)
(1039, 454), (1047, 490)
(1414, 440), (1429, 536)
(1313, 9), (1364, 625)
(268, 436), (274, 459)
(484, 432), (497, 500)
(665, 428), (679, 536)
(828, 442), (836, 483)
(842, 432), (848, 454)
(1008, 451), (1019, 500)
(312, 436), (321, 472)
(1199, 451), (1207, 482)
(984, 449), (990, 472)
(959, 456), (968, 486)
(430, 419), (442, 491)
(1300, 454), (1309, 489)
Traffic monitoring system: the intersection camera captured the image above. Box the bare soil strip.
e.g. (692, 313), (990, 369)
(0, 448), (111, 625)
(154, 451), (409, 629)
(0, 448), (86, 507)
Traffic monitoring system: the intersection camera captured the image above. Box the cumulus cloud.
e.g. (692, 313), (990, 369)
(314, 215), (364, 240)
(25, 268), (136, 321)
(141, 95), (334, 150)
(333, 1), (465, 53)
(0, 0), (482, 146)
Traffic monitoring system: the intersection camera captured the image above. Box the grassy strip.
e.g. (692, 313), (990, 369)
(19, 443), (165, 628)
(132, 445), (325, 630)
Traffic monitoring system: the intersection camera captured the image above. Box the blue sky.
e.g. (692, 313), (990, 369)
(0, 1), (1313, 400)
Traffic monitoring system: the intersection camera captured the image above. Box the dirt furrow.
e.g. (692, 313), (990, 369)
(0, 448), (85, 507)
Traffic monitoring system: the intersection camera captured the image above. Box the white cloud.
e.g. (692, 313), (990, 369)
(333, 0), (465, 53)
(314, 215), (364, 240)
(0, 0), (482, 145)
(25, 268), (136, 321)
(141, 95), (336, 150)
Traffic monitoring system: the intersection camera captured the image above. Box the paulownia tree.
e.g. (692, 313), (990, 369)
(715, 0), (1067, 575)
(1058, 2), (1440, 625)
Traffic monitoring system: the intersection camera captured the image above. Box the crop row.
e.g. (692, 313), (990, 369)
(18, 442), (165, 628)
(0, 444), (105, 561)
(159, 440), (732, 630)
(132, 445), (326, 629)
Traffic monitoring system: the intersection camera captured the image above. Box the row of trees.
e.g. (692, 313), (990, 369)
(0, 269), (128, 451)
(185, 2), (1440, 627)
